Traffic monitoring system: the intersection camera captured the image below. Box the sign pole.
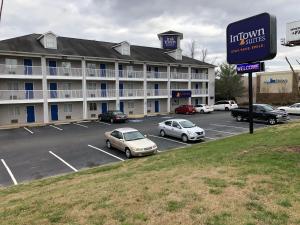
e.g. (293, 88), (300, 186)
(248, 72), (254, 134)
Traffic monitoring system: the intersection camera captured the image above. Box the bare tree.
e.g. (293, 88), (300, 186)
(200, 48), (208, 62)
(186, 40), (197, 59)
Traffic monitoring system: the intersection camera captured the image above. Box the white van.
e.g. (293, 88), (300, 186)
(213, 100), (238, 111)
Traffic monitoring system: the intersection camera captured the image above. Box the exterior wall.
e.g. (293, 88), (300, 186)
(147, 99), (168, 113)
(147, 81), (168, 89)
(45, 59), (82, 68)
(191, 97), (205, 105)
(170, 82), (189, 89)
(120, 100), (144, 115)
(48, 102), (82, 121)
(0, 56), (42, 66)
(0, 79), (43, 90)
(47, 80), (82, 90)
(208, 68), (215, 105)
(170, 98), (189, 112)
(0, 103), (43, 125)
(236, 76), (257, 104)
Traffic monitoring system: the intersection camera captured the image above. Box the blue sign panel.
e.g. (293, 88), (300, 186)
(236, 62), (265, 74)
(227, 13), (277, 64)
(172, 90), (191, 98)
(163, 35), (177, 49)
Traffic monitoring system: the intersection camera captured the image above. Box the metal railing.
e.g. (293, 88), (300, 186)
(0, 90), (43, 100)
(87, 89), (116, 98)
(86, 68), (116, 78)
(0, 64), (42, 76)
(191, 89), (208, 95)
(146, 71), (168, 79)
(147, 89), (169, 96)
(48, 90), (83, 99)
(119, 89), (144, 97)
(170, 72), (189, 80)
(118, 70), (144, 79)
(191, 73), (208, 80)
(46, 67), (82, 77)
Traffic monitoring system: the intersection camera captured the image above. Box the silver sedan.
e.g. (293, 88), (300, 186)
(158, 119), (205, 142)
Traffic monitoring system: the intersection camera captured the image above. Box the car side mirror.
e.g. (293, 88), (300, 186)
(144, 134), (147, 138)
(120, 139), (125, 142)
(177, 125), (181, 129)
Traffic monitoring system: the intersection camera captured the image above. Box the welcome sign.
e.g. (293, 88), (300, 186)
(227, 13), (277, 64)
(162, 35), (177, 49)
(236, 62), (265, 74)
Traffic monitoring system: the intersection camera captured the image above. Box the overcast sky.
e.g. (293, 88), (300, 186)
(1, 0), (300, 71)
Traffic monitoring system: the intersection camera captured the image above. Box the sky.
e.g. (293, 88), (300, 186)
(0, 0), (300, 71)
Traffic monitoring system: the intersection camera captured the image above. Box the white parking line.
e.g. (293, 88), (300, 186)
(87, 145), (125, 161)
(49, 151), (78, 172)
(1, 159), (18, 185)
(97, 121), (111, 126)
(23, 127), (34, 134)
(49, 124), (63, 131)
(210, 124), (248, 130)
(74, 123), (88, 128)
(204, 129), (237, 135)
(148, 134), (190, 146)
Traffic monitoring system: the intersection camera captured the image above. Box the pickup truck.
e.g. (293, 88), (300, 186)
(231, 104), (289, 125)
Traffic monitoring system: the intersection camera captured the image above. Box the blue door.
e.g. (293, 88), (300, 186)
(24, 59), (32, 75)
(50, 83), (57, 98)
(101, 83), (107, 97)
(26, 106), (35, 123)
(154, 83), (159, 96)
(101, 103), (108, 113)
(51, 105), (58, 121)
(195, 83), (199, 89)
(120, 101), (124, 113)
(49, 60), (57, 75)
(118, 64), (123, 77)
(155, 100), (160, 113)
(119, 83), (124, 97)
(100, 64), (106, 77)
(154, 67), (159, 78)
(195, 98), (199, 105)
(25, 82), (34, 99)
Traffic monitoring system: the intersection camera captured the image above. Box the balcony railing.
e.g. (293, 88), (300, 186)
(0, 90), (43, 101)
(191, 89), (208, 95)
(86, 68), (115, 78)
(170, 72), (189, 80)
(119, 70), (144, 79)
(191, 73), (208, 80)
(87, 89), (116, 98)
(119, 89), (144, 97)
(147, 89), (169, 96)
(146, 71), (168, 79)
(0, 64), (42, 76)
(47, 67), (82, 77)
(48, 90), (83, 99)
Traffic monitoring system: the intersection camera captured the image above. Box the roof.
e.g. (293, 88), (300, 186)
(157, 30), (183, 39)
(0, 33), (214, 67)
(115, 127), (138, 133)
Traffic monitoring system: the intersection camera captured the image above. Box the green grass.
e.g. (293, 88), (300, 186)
(0, 122), (300, 225)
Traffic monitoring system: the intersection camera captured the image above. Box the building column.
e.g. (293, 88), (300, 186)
(143, 63), (147, 116)
(167, 65), (171, 113)
(82, 59), (87, 120)
(188, 66), (192, 105)
(202, 81), (206, 104)
(208, 68), (215, 105)
(41, 57), (49, 124)
(115, 61), (120, 110)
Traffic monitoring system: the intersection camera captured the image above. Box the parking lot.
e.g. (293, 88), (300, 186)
(0, 111), (299, 187)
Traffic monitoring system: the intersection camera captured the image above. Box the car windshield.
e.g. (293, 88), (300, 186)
(261, 105), (274, 111)
(179, 120), (195, 128)
(123, 131), (145, 141)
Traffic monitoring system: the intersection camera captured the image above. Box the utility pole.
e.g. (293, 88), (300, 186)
(0, 0), (4, 22)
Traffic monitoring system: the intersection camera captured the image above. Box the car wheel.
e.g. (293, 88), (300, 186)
(268, 118), (277, 125)
(125, 148), (132, 159)
(160, 130), (166, 137)
(110, 118), (114, 123)
(200, 109), (204, 114)
(225, 107), (229, 111)
(106, 140), (112, 149)
(182, 134), (188, 142)
(236, 115), (243, 122)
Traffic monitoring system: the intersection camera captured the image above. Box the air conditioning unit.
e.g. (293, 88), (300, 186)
(147, 92), (151, 96)
(91, 114), (96, 118)
(89, 73), (95, 77)
(128, 93), (133, 96)
(11, 119), (18, 123)
(66, 115), (72, 119)
(129, 111), (133, 114)
(64, 72), (69, 76)
(8, 71), (16, 74)
(10, 95), (17, 100)
(65, 94), (70, 98)
(147, 110), (151, 113)
(90, 94), (96, 98)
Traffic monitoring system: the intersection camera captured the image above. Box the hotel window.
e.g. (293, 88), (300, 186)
(128, 101), (134, 109)
(63, 82), (72, 90)
(62, 62), (71, 75)
(147, 101), (152, 108)
(8, 81), (19, 90)
(5, 58), (17, 74)
(87, 82), (97, 90)
(87, 63), (96, 76)
(64, 104), (72, 113)
(89, 103), (97, 111)
(9, 106), (20, 117)
(45, 37), (56, 49)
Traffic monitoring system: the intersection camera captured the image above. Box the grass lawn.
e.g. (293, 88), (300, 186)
(1, 122), (300, 225)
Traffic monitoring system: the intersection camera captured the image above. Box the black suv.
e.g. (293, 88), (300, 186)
(98, 111), (128, 123)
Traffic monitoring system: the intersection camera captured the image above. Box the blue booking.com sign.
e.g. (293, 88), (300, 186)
(163, 35), (177, 49)
(227, 13), (277, 64)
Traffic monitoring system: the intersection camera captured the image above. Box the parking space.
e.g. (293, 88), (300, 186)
(0, 111), (298, 186)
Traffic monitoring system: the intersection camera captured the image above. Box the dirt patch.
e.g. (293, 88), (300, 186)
(283, 146), (300, 153)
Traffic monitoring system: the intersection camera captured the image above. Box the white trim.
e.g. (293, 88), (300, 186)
(87, 144), (124, 161)
(1, 159), (18, 185)
(49, 151), (78, 172)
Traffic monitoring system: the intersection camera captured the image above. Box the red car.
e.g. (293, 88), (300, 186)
(174, 105), (196, 114)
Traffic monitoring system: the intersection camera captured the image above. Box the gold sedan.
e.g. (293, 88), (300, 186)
(105, 127), (158, 158)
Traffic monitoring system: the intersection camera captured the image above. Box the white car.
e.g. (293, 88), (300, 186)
(277, 103), (300, 115)
(158, 119), (205, 142)
(194, 104), (214, 113)
(213, 100), (238, 111)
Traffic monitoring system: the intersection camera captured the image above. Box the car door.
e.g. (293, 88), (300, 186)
(109, 130), (120, 149)
(163, 120), (173, 135)
(296, 104), (300, 115)
(214, 101), (221, 110)
(171, 121), (182, 138)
